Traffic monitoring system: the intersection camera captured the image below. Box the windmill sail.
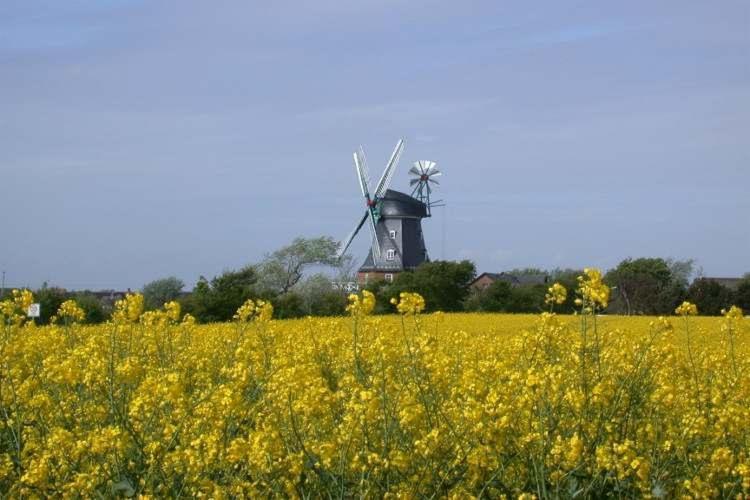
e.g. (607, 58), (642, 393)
(338, 210), (369, 258)
(338, 138), (417, 269)
(373, 139), (405, 198)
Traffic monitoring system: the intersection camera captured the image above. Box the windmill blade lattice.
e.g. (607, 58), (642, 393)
(409, 160), (442, 208)
(373, 139), (405, 199)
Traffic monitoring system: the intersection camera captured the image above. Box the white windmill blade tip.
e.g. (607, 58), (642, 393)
(353, 152), (370, 198)
(359, 148), (372, 187)
(373, 138), (406, 198)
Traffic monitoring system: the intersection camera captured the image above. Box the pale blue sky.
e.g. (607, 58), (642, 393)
(1, 1), (748, 290)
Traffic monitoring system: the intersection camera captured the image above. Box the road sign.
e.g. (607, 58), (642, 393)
(27, 303), (40, 318)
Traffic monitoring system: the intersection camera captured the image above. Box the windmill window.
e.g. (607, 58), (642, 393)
(389, 230), (397, 239)
(384, 273), (393, 282)
(386, 249), (395, 261)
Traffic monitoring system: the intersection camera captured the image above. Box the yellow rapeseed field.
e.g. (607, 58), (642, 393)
(0, 275), (748, 498)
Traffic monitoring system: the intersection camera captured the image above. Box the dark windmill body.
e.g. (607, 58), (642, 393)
(337, 139), (443, 286)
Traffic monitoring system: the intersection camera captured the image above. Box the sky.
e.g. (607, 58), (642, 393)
(1, 0), (748, 290)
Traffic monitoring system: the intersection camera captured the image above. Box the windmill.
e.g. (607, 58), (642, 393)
(337, 139), (405, 261)
(338, 139), (443, 285)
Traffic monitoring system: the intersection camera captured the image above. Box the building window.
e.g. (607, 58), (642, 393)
(389, 230), (397, 239)
(386, 249), (395, 261)
(384, 273), (393, 282)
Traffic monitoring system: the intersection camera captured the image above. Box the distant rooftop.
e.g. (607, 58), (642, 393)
(701, 277), (744, 290)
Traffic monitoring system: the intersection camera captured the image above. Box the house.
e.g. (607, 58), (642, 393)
(470, 272), (550, 291)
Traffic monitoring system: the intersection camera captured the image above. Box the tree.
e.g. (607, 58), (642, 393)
(504, 267), (548, 278)
(142, 276), (185, 310)
(605, 258), (689, 315)
(465, 280), (548, 313)
(735, 275), (750, 311)
(686, 278), (735, 316)
(547, 268), (584, 313)
(466, 279), (514, 312)
(667, 258), (696, 288)
(506, 285), (547, 313)
(182, 266), (258, 322)
(34, 284), (68, 325)
(293, 274), (347, 317)
(73, 293), (107, 324)
(256, 236), (340, 294)
(378, 260), (476, 312)
(272, 292), (306, 319)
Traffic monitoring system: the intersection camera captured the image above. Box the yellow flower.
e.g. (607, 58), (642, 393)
(564, 433), (584, 467)
(255, 300), (274, 322)
(391, 292), (425, 314)
(233, 299), (273, 322)
(576, 268), (609, 310)
(14, 289), (35, 312)
(0, 278), (747, 497)
(346, 290), (376, 316)
(234, 299), (256, 322)
(164, 301), (181, 322)
(675, 301), (698, 316)
(1, 289), (35, 325)
(113, 293), (145, 323)
(545, 283), (567, 305)
(56, 300), (85, 324)
(721, 305), (743, 320)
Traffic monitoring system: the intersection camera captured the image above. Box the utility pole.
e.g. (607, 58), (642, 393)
(1, 270), (5, 298)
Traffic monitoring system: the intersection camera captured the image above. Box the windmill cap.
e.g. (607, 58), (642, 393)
(380, 189), (428, 218)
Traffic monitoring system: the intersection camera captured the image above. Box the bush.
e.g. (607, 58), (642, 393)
(142, 277), (185, 310)
(34, 285), (68, 325)
(182, 267), (258, 322)
(686, 278), (735, 316)
(378, 260), (476, 313)
(74, 293), (107, 324)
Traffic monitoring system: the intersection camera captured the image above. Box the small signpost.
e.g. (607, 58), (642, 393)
(27, 303), (41, 318)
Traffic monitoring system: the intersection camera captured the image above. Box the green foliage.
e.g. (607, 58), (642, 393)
(313, 292), (348, 317)
(272, 292), (306, 319)
(364, 280), (392, 315)
(506, 284), (547, 312)
(378, 260), (476, 313)
(182, 266), (258, 323)
(605, 258), (689, 315)
(667, 258), (696, 288)
(735, 276), (750, 312)
(256, 236), (340, 294)
(73, 293), (107, 324)
(292, 274), (347, 317)
(465, 280), (548, 313)
(34, 285), (68, 325)
(465, 280), (513, 312)
(686, 278), (736, 316)
(142, 276), (185, 310)
(504, 267), (547, 277)
(548, 269), (583, 313)
(273, 275), (347, 319)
